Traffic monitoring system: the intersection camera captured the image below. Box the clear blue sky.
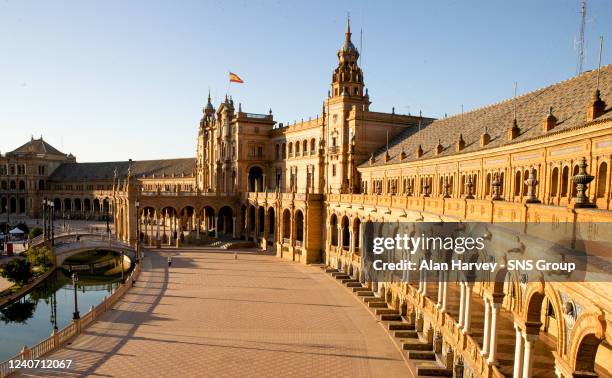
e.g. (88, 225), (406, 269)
(1, 0), (610, 162)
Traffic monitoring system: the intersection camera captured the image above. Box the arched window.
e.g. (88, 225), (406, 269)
(295, 142), (300, 155)
(561, 166), (569, 197)
(597, 162), (608, 198)
(514, 171), (522, 196)
(572, 165), (580, 197)
(550, 167), (559, 197)
(522, 170), (529, 195)
(288, 142), (293, 157)
(275, 144), (280, 160)
(282, 143), (287, 159)
(485, 173), (491, 196)
(310, 139), (316, 155)
(303, 140), (308, 156)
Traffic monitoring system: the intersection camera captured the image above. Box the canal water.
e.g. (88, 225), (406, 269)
(0, 268), (120, 362)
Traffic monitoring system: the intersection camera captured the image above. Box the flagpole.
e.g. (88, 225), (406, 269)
(226, 71), (232, 97)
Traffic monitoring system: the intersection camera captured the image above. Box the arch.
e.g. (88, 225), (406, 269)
(597, 161), (608, 198)
(0, 197), (6, 213)
(18, 197), (25, 213)
(9, 197), (16, 213)
(551, 166), (559, 197)
(74, 198), (82, 212)
(218, 206), (234, 236)
(302, 140), (308, 156)
(295, 141), (300, 155)
(282, 208), (291, 242)
(248, 166), (264, 192)
(568, 313), (607, 374)
(281, 143), (287, 159)
(267, 207), (275, 240)
(9, 180), (16, 190)
(561, 166), (570, 197)
(84, 198), (91, 213)
(18, 180), (25, 191)
(54, 198), (61, 211)
(248, 205), (256, 235)
(310, 139), (316, 154)
(353, 217), (361, 254)
(295, 210), (304, 243)
(341, 215), (350, 249)
(514, 170), (522, 196)
(330, 213), (338, 247)
(64, 198), (72, 213)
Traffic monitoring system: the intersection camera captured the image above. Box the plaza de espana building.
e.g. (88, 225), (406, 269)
(1, 20), (612, 378)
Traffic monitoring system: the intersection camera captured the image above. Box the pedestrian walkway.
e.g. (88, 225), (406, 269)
(15, 248), (410, 377)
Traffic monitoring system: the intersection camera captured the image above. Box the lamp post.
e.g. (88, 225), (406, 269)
(50, 201), (55, 246)
(72, 273), (80, 320)
(42, 198), (47, 241)
(120, 250), (125, 284)
(105, 201), (110, 236)
(135, 200), (140, 263)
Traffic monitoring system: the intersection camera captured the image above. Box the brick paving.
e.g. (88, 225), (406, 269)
(16, 248), (410, 377)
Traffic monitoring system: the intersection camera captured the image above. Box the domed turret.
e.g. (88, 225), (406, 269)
(203, 90), (215, 118)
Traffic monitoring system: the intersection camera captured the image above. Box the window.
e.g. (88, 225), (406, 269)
(597, 162), (608, 198)
(332, 165), (337, 176)
(257, 146), (263, 158)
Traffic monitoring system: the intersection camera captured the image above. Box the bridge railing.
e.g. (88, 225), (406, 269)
(0, 261), (142, 378)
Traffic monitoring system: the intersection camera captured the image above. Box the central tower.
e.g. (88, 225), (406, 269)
(325, 16), (370, 194)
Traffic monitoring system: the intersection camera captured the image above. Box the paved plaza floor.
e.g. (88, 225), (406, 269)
(16, 248), (410, 377)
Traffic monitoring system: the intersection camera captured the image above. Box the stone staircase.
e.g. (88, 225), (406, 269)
(323, 267), (453, 377)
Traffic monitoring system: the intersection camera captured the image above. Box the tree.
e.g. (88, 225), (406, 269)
(27, 246), (53, 269)
(0, 259), (32, 286)
(29, 227), (43, 240)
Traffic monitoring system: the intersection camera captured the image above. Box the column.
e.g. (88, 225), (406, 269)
(462, 283), (473, 334)
(481, 297), (491, 357)
(522, 333), (537, 378)
(156, 212), (160, 243)
(232, 217), (237, 238)
(437, 271), (444, 308)
(513, 324), (524, 378)
(441, 271), (448, 313)
(349, 230), (355, 253)
(457, 282), (465, 329)
(214, 217), (219, 238)
(487, 302), (500, 364)
(254, 209), (260, 240)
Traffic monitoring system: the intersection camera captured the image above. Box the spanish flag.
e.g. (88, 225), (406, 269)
(229, 72), (244, 83)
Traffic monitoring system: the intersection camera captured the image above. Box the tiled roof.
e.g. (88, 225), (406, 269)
(364, 65), (612, 167)
(9, 138), (65, 156)
(49, 158), (196, 181)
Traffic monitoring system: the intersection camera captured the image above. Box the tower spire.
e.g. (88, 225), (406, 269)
(346, 13), (351, 41)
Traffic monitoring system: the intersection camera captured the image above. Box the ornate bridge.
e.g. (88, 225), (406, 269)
(32, 233), (135, 266)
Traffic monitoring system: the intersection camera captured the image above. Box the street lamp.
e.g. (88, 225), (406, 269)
(105, 201), (110, 235)
(120, 250), (125, 284)
(135, 200), (140, 263)
(72, 273), (80, 320)
(42, 198), (47, 241)
(50, 201), (55, 246)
